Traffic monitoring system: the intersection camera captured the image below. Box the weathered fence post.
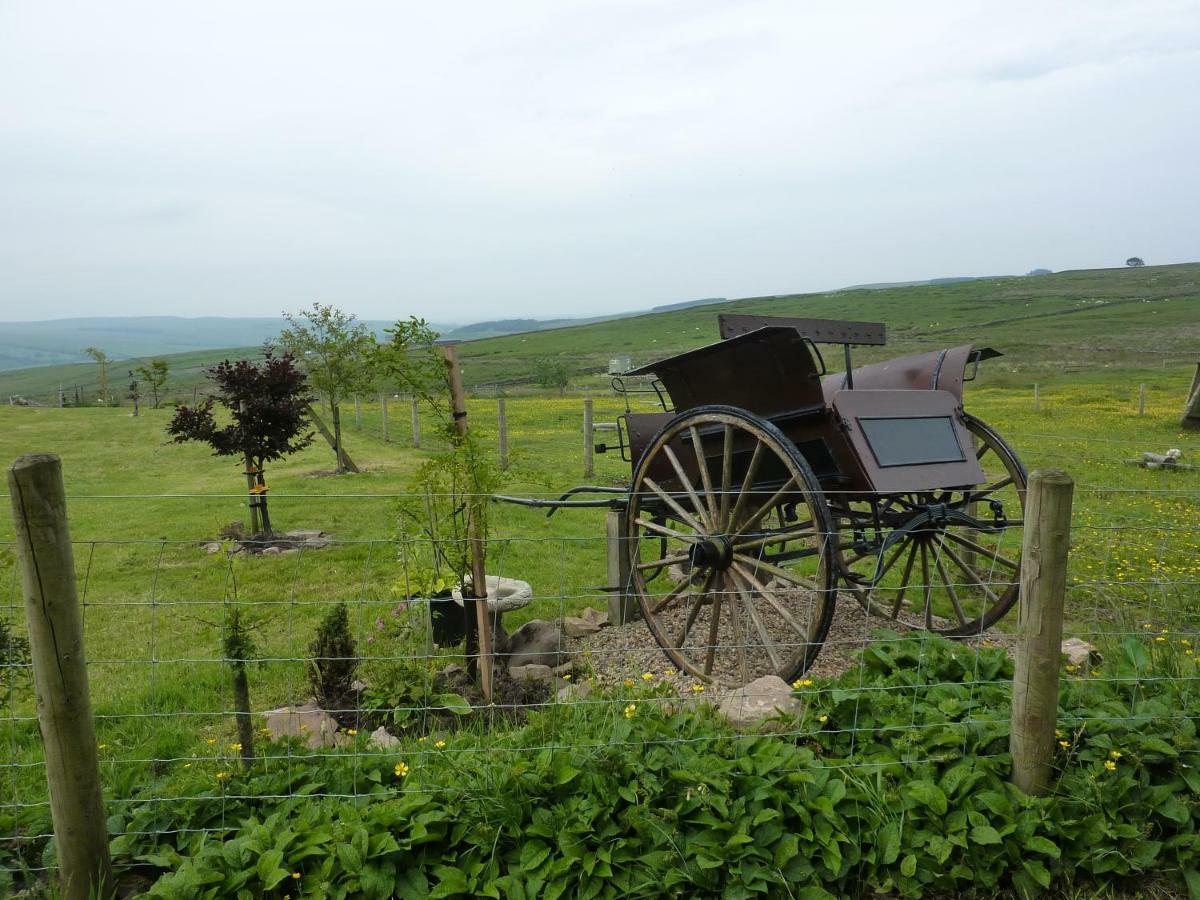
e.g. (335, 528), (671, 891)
(606, 508), (637, 625)
(1033, 383), (1040, 412)
(7, 455), (113, 900)
(1183, 362), (1200, 431)
(410, 398), (421, 449)
(1137, 383), (1146, 417)
(497, 397), (508, 469)
(354, 393), (362, 430)
(583, 398), (594, 479)
(1010, 469), (1074, 796)
(380, 393), (390, 442)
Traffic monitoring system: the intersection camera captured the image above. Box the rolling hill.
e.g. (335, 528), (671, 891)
(2, 263), (1196, 403)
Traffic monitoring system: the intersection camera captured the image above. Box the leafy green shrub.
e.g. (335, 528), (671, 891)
(21, 630), (1200, 898)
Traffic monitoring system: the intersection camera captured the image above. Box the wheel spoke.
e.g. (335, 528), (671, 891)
(975, 475), (1014, 497)
(732, 477), (798, 538)
(728, 570), (783, 672)
(634, 517), (698, 543)
(703, 576), (726, 677)
(938, 539), (1003, 608)
(919, 542), (934, 630)
(674, 569), (715, 651)
(731, 552), (820, 592)
(931, 541), (968, 626)
(733, 523), (816, 553)
(639, 478), (708, 536)
(650, 575), (693, 615)
(689, 426), (720, 526)
(635, 551), (691, 572)
(730, 562), (812, 641)
(718, 424), (734, 532)
(888, 542), (920, 619)
(942, 530), (1019, 572)
(725, 572), (751, 683)
(726, 441), (765, 533)
(662, 444), (711, 531)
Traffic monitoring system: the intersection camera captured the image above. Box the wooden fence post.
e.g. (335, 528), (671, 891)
(1010, 469), (1074, 796)
(7, 455), (113, 900)
(606, 508), (637, 625)
(442, 346), (493, 701)
(583, 398), (594, 479)
(1183, 362), (1200, 431)
(380, 394), (390, 442)
(1033, 383), (1040, 412)
(411, 398), (421, 449)
(497, 398), (508, 469)
(1137, 383), (1146, 417)
(354, 394), (362, 430)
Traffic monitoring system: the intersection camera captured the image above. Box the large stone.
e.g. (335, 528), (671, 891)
(717, 676), (804, 728)
(509, 663), (554, 682)
(557, 680), (592, 703)
(563, 616), (602, 638)
(580, 606), (609, 628)
(368, 726), (400, 750)
(262, 702), (340, 749)
(497, 619), (565, 668)
(1062, 638), (1100, 668)
(202, 542), (222, 554)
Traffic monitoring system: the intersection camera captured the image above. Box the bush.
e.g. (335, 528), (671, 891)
(308, 602), (357, 716)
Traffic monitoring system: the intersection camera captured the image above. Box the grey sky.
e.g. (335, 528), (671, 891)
(2, 1), (1197, 323)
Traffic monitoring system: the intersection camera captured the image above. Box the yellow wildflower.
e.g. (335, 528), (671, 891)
(215, 771), (230, 782)
(394, 761), (410, 778)
(97, 743), (107, 750)
(1059, 740), (1069, 749)
(345, 729), (357, 736)
(435, 740), (446, 749)
(562, 674), (572, 681)
(229, 743), (242, 752)
(292, 872), (301, 880)
(623, 679), (635, 688)
(1104, 760), (1117, 771)
(691, 684), (705, 693)
(818, 714), (828, 724)
(1155, 636), (1166, 643)
(624, 703), (637, 719)
(641, 672), (654, 681)
(1109, 750), (1123, 760)
(206, 738), (217, 745)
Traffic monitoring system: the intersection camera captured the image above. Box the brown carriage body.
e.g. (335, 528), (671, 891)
(622, 316), (991, 495)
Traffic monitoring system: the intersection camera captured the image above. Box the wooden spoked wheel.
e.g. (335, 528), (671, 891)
(626, 405), (837, 684)
(835, 416), (1027, 637)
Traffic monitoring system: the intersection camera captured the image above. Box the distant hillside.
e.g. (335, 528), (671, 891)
(3, 264), (1197, 401)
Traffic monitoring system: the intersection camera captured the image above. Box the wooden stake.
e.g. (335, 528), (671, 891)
(497, 398), (508, 469)
(411, 397), (421, 449)
(1138, 383), (1146, 416)
(442, 345), (493, 700)
(606, 508), (637, 625)
(1033, 383), (1040, 412)
(1010, 469), (1073, 796)
(583, 398), (594, 478)
(354, 394), (362, 430)
(1184, 363), (1200, 432)
(380, 393), (390, 442)
(306, 404), (360, 473)
(7, 455), (113, 900)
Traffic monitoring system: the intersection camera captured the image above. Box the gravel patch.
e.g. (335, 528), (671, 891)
(566, 590), (1015, 705)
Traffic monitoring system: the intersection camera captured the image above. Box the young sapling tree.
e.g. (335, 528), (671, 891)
(166, 350), (313, 536)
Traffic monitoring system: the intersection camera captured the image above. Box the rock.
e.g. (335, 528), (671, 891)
(369, 726), (399, 750)
(509, 664), (554, 682)
(557, 680), (592, 703)
(563, 616), (602, 638)
(441, 663), (465, 679)
(499, 620), (565, 668)
(717, 676), (804, 728)
(452, 575), (534, 613)
(281, 547), (301, 555)
(261, 546), (282, 555)
(580, 606), (609, 629)
(351, 679), (370, 694)
(202, 542), (222, 554)
(1062, 638), (1100, 668)
(262, 702), (340, 749)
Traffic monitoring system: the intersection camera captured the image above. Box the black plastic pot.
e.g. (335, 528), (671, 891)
(428, 593), (467, 647)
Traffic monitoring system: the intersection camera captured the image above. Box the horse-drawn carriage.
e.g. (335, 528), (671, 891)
(505, 314), (1027, 684)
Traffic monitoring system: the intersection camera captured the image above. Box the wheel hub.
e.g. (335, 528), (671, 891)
(689, 536), (733, 571)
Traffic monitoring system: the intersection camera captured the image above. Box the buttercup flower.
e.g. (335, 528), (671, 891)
(691, 684), (705, 693)
(394, 761), (410, 778)
(435, 740), (446, 749)
(818, 714), (829, 724)
(1104, 760), (1117, 771)
(229, 743), (241, 752)
(624, 703), (637, 719)
(641, 672), (654, 681)
(215, 771), (230, 782)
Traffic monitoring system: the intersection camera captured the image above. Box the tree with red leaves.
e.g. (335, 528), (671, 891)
(167, 350), (313, 535)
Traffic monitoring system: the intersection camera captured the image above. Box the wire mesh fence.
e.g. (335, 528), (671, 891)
(2, 473), (1198, 891)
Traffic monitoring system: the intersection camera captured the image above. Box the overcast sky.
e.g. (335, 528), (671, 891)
(1, 1), (1197, 323)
